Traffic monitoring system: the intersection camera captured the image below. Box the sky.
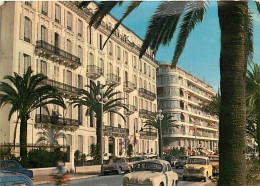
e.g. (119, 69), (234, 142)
(109, 1), (260, 92)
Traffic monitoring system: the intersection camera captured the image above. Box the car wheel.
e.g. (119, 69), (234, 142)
(129, 166), (133, 172)
(176, 166), (178, 169)
(118, 167), (123, 174)
(204, 172), (209, 182)
(183, 176), (186, 181)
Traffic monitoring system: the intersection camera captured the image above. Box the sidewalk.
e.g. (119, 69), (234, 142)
(33, 173), (99, 185)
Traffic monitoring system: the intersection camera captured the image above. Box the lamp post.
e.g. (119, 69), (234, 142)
(96, 87), (108, 171)
(157, 109), (164, 158)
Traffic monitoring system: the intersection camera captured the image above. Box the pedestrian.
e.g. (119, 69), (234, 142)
(17, 157), (22, 165)
(51, 160), (70, 185)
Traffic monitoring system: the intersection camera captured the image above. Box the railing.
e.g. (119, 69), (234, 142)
(125, 104), (137, 115)
(86, 65), (103, 76)
(43, 79), (80, 95)
(123, 81), (136, 92)
(35, 114), (80, 127)
(140, 128), (157, 138)
(103, 126), (129, 135)
(107, 73), (121, 84)
(36, 40), (81, 66)
(139, 109), (155, 118)
(139, 88), (157, 101)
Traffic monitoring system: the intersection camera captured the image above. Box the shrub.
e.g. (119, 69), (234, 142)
(246, 158), (260, 185)
(127, 144), (133, 158)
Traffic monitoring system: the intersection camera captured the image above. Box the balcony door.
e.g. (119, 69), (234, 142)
(109, 137), (115, 156)
(66, 70), (72, 86)
(54, 32), (59, 48)
(124, 71), (128, 83)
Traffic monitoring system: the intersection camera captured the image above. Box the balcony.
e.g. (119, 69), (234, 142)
(139, 88), (156, 101)
(35, 40), (81, 70)
(106, 73), (121, 86)
(124, 104), (137, 115)
(35, 114), (80, 131)
(86, 65), (103, 79)
(139, 109), (155, 119)
(123, 81), (136, 93)
(103, 126), (129, 137)
(140, 128), (157, 140)
(43, 79), (80, 95)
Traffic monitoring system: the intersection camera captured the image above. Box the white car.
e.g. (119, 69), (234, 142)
(122, 159), (178, 186)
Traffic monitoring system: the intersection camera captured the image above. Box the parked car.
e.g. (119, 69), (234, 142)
(0, 160), (33, 179)
(122, 159), (178, 186)
(103, 157), (132, 175)
(175, 155), (189, 169)
(207, 155), (219, 175)
(163, 156), (178, 167)
(183, 156), (213, 182)
(0, 170), (34, 186)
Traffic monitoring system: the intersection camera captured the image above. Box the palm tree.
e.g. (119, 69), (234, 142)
(78, 1), (260, 184)
(36, 128), (66, 147)
(71, 80), (127, 158)
(246, 61), (260, 157)
(143, 113), (178, 158)
(0, 67), (66, 163)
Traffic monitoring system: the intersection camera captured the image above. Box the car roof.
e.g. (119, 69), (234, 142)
(0, 170), (31, 182)
(136, 159), (170, 165)
(189, 156), (209, 159)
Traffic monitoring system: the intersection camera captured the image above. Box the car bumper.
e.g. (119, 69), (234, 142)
(183, 173), (206, 179)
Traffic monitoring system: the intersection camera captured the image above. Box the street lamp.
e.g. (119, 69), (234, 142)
(157, 109), (164, 158)
(96, 87), (108, 170)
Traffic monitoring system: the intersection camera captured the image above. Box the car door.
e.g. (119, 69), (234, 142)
(121, 159), (129, 171)
(165, 164), (175, 186)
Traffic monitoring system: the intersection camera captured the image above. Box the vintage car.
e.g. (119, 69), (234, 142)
(175, 155), (189, 169)
(183, 156), (212, 182)
(0, 170), (34, 186)
(207, 155), (219, 175)
(0, 160), (33, 180)
(122, 159), (178, 186)
(103, 157), (132, 175)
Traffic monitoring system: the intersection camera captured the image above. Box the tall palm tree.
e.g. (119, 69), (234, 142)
(246, 61), (260, 157)
(71, 80), (127, 158)
(36, 128), (66, 147)
(78, 1), (260, 184)
(143, 113), (178, 158)
(0, 67), (66, 163)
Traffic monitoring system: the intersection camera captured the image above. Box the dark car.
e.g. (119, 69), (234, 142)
(103, 158), (132, 175)
(164, 156), (178, 167)
(175, 155), (189, 169)
(0, 160), (33, 179)
(0, 170), (34, 186)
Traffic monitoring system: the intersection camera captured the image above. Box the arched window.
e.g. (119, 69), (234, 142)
(24, 17), (32, 43)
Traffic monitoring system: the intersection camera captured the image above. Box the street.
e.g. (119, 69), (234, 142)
(39, 168), (213, 186)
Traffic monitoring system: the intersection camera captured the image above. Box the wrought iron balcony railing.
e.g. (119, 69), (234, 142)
(103, 126), (129, 136)
(43, 79), (81, 95)
(36, 40), (81, 69)
(106, 73), (121, 85)
(35, 114), (80, 127)
(123, 81), (136, 93)
(140, 128), (157, 139)
(86, 65), (103, 79)
(124, 104), (137, 115)
(139, 109), (156, 119)
(139, 88), (156, 101)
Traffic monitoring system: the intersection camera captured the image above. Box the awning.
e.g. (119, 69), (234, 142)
(207, 120), (215, 126)
(181, 88), (185, 93)
(181, 113), (186, 117)
(190, 117), (195, 122)
(189, 126), (194, 131)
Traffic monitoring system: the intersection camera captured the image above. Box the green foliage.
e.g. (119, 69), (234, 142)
(246, 158), (260, 185)
(201, 95), (221, 117)
(168, 147), (186, 156)
(0, 145), (16, 160)
(127, 144), (133, 158)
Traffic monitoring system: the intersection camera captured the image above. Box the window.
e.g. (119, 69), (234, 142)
(78, 19), (83, 37)
(54, 66), (59, 81)
(23, 54), (31, 73)
(153, 69), (155, 79)
(133, 75), (137, 86)
(67, 12), (72, 30)
(78, 135), (83, 152)
(67, 39), (72, 53)
(78, 75), (83, 89)
(54, 33), (59, 47)
(139, 60), (142, 72)
(24, 17), (31, 43)
(41, 25), (47, 42)
(108, 41), (113, 56)
(99, 34), (103, 50)
(40, 60), (47, 76)
(66, 70), (72, 86)
(133, 56), (137, 68)
(78, 45), (83, 63)
(89, 53), (94, 65)
(148, 66), (151, 77)
(124, 51), (128, 64)
(25, 1), (32, 7)
(78, 105), (83, 125)
(99, 58), (104, 74)
(144, 63), (146, 74)
(42, 1), (48, 15)
(87, 26), (92, 44)
(55, 4), (61, 23)
(117, 46), (121, 60)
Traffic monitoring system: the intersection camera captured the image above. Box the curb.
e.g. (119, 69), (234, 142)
(34, 175), (99, 185)
(188, 180), (214, 186)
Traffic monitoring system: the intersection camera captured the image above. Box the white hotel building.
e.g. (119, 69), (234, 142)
(0, 1), (159, 166)
(157, 64), (219, 154)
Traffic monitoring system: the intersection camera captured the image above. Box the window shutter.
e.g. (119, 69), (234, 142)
(18, 52), (23, 74)
(19, 14), (24, 40)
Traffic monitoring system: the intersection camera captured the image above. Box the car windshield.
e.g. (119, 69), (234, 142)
(134, 162), (163, 172)
(188, 158), (206, 165)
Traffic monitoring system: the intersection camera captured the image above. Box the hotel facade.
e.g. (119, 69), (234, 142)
(157, 64), (219, 154)
(0, 1), (158, 167)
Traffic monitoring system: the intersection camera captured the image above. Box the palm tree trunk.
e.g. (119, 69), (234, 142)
(96, 116), (102, 159)
(20, 116), (28, 165)
(13, 117), (19, 149)
(257, 106), (260, 158)
(218, 1), (248, 185)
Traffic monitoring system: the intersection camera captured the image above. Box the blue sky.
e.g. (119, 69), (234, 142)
(110, 1), (260, 92)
